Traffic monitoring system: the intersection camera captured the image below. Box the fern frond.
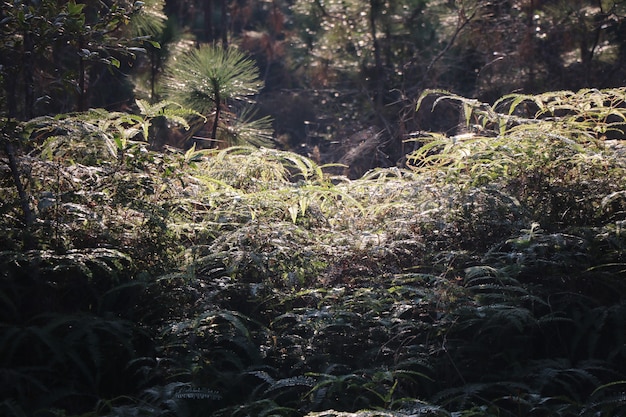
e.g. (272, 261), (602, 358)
(174, 387), (222, 400)
(264, 375), (317, 394)
(248, 370), (276, 385)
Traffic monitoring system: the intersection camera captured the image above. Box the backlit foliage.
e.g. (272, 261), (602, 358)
(1, 88), (625, 416)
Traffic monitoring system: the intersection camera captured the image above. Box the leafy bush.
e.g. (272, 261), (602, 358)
(1, 88), (625, 417)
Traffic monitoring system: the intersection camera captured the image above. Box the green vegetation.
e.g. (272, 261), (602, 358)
(2, 1), (626, 415)
(4, 0), (626, 174)
(1, 88), (625, 416)
(163, 44), (272, 146)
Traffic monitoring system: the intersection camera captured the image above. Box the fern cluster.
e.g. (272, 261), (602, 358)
(1, 88), (625, 416)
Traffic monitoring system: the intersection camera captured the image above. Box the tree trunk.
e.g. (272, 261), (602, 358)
(23, 31), (34, 119)
(220, 0), (228, 47)
(3, 139), (35, 249)
(525, 0), (536, 91)
(3, 66), (18, 120)
(210, 88), (221, 142)
(204, 0), (214, 42)
(151, 48), (158, 102)
(78, 36), (87, 112)
(2, 43), (34, 247)
(369, 0), (384, 112)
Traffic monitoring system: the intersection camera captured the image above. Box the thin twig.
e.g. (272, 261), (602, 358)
(420, 6), (478, 88)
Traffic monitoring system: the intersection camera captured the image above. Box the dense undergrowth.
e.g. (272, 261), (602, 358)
(1, 88), (626, 416)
